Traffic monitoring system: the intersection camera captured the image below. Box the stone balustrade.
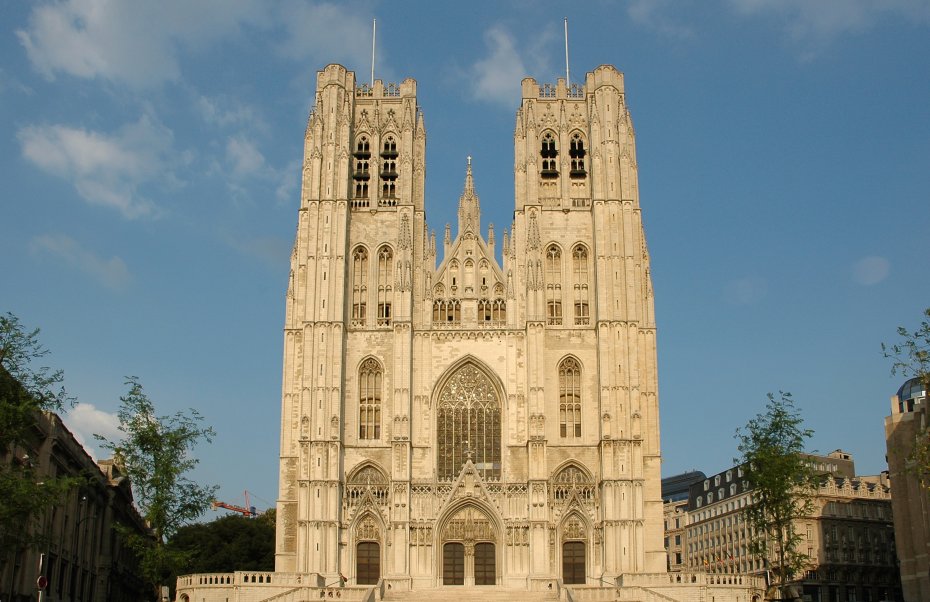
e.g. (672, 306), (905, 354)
(175, 572), (374, 602)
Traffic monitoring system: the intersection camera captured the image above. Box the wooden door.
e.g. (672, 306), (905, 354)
(562, 541), (585, 584)
(357, 542), (380, 585)
(474, 542), (496, 585)
(443, 542), (465, 585)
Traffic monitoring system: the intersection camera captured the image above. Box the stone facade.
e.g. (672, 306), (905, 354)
(684, 452), (901, 601)
(276, 62), (663, 588)
(885, 377), (930, 602)
(176, 62), (764, 602)
(0, 404), (150, 602)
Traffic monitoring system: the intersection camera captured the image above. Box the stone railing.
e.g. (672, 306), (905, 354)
(618, 571), (764, 588)
(175, 572), (374, 602)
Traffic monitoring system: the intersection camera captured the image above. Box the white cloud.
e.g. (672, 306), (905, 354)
(628, 0), (696, 39)
(16, 0), (265, 88)
(31, 234), (130, 290)
(727, 0), (930, 46)
(197, 95), (266, 131)
(465, 25), (556, 107)
(851, 255), (890, 286)
(724, 276), (768, 305)
(64, 403), (122, 460)
(469, 27), (528, 106)
(227, 136), (268, 177)
(275, 1), (375, 71)
(18, 115), (176, 218)
(275, 159), (301, 203)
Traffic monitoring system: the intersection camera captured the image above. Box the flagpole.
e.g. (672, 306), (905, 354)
(564, 17), (570, 86)
(371, 19), (377, 86)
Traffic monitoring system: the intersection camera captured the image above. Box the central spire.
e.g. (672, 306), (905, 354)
(458, 156), (479, 235)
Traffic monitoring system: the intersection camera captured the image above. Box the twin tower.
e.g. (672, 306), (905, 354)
(276, 63), (662, 589)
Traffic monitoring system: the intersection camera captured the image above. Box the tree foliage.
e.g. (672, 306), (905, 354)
(884, 307), (930, 486)
(168, 510), (275, 575)
(97, 377), (218, 592)
(735, 392), (816, 596)
(883, 307), (930, 387)
(0, 313), (79, 572)
(0, 312), (73, 450)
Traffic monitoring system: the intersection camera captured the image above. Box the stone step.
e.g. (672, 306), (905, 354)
(384, 586), (559, 602)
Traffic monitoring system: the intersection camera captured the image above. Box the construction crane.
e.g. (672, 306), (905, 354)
(211, 490), (258, 518)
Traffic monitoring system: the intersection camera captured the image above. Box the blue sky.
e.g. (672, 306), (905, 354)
(2, 1), (929, 514)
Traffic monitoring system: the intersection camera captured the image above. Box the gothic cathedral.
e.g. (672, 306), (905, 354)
(276, 63), (663, 589)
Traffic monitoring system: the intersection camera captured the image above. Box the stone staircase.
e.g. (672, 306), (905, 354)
(384, 586), (560, 602)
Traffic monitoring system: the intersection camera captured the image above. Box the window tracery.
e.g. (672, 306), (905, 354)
(432, 299), (461, 324)
(353, 136), (371, 203)
(359, 358), (382, 440)
(569, 133), (587, 178)
(436, 364), (501, 481)
(352, 247), (369, 326)
(380, 135), (398, 204)
(377, 246), (393, 326)
(552, 464), (594, 502)
(572, 245), (589, 325)
(559, 358), (582, 438)
(540, 132), (559, 178)
(546, 245), (562, 325)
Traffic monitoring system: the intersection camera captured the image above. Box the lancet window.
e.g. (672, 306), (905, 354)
(377, 246), (393, 326)
(432, 299), (461, 324)
(540, 132), (559, 178)
(478, 299), (507, 325)
(436, 364), (501, 481)
(380, 135), (398, 203)
(353, 136), (371, 202)
(546, 244), (562, 325)
(559, 357), (582, 438)
(572, 245), (589, 325)
(358, 358), (382, 440)
(352, 247), (369, 326)
(569, 133), (587, 178)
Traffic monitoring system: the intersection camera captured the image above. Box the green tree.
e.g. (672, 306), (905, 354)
(168, 510), (275, 574)
(97, 377), (218, 597)
(0, 313), (79, 589)
(883, 307), (930, 388)
(883, 307), (930, 485)
(735, 392), (816, 599)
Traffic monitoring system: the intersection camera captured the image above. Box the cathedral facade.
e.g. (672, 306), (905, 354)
(275, 63), (664, 589)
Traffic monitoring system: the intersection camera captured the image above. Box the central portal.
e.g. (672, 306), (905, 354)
(440, 506), (497, 586)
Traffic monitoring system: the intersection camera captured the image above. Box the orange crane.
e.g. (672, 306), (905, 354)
(211, 490), (258, 518)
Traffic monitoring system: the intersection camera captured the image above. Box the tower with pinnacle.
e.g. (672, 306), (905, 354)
(275, 63), (664, 588)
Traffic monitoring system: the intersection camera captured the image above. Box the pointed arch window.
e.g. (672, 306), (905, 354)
(359, 358), (382, 440)
(436, 364), (501, 480)
(541, 132), (559, 178)
(572, 245), (589, 325)
(352, 247), (369, 326)
(546, 244), (562, 325)
(559, 357), (582, 438)
(353, 136), (371, 203)
(432, 299), (461, 324)
(380, 135), (398, 203)
(377, 246), (393, 326)
(569, 133), (587, 178)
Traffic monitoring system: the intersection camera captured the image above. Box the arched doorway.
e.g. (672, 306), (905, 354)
(561, 514), (588, 585)
(354, 514), (383, 585)
(439, 505), (498, 586)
